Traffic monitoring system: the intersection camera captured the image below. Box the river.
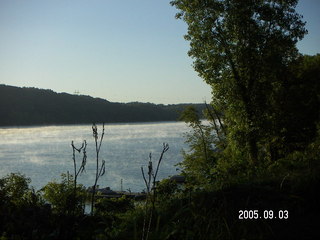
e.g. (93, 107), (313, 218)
(0, 122), (190, 192)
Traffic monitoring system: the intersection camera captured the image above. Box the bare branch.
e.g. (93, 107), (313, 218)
(141, 166), (149, 193)
(204, 102), (223, 142)
(99, 160), (106, 177)
(153, 143), (169, 183)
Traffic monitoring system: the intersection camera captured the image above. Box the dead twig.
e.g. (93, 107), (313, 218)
(90, 123), (106, 215)
(141, 143), (169, 240)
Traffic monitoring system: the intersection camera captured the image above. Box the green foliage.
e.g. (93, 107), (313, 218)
(41, 173), (86, 216)
(171, 1), (320, 193)
(171, 0), (308, 168)
(95, 195), (134, 216)
(0, 234), (7, 240)
(0, 173), (53, 239)
(179, 106), (219, 189)
(282, 54), (320, 149)
(0, 173), (35, 206)
(156, 178), (180, 202)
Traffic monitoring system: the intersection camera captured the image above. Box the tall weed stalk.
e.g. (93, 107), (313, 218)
(91, 123), (106, 215)
(141, 143), (169, 240)
(71, 140), (87, 215)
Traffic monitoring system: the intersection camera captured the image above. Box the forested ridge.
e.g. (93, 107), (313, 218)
(0, 84), (204, 126)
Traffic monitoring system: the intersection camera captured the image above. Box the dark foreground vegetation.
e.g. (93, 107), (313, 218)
(1, 0), (320, 239)
(0, 168), (319, 239)
(0, 84), (205, 126)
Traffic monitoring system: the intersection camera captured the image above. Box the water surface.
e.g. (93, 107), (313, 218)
(0, 122), (189, 192)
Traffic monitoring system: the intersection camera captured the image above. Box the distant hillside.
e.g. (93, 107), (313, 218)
(0, 84), (205, 126)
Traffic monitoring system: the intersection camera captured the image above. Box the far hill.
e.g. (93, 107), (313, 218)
(0, 84), (205, 126)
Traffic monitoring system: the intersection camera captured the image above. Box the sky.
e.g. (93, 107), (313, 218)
(0, 0), (319, 104)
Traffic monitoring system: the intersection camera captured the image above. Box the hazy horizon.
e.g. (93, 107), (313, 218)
(1, 83), (208, 105)
(1, 0), (319, 104)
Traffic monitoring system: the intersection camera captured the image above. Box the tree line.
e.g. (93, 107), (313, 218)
(0, 84), (205, 126)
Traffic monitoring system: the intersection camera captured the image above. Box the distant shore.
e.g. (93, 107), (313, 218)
(0, 84), (205, 126)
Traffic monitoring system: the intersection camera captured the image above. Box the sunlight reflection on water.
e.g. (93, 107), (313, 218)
(0, 122), (190, 192)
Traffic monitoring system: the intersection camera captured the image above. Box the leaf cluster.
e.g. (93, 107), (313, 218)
(41, 173), (87, 216)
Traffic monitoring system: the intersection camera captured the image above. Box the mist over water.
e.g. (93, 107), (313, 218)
(0, 122), (190, 192)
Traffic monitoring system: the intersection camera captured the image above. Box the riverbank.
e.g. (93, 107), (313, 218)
(1, 171), (319, 239)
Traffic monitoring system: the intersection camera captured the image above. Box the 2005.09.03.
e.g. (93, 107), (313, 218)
(239, 210), (289, 219)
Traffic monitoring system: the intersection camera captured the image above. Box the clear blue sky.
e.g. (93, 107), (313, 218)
(0, 0), (319, 104)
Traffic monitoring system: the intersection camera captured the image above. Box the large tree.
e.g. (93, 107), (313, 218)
(171, 0), (307, 165)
